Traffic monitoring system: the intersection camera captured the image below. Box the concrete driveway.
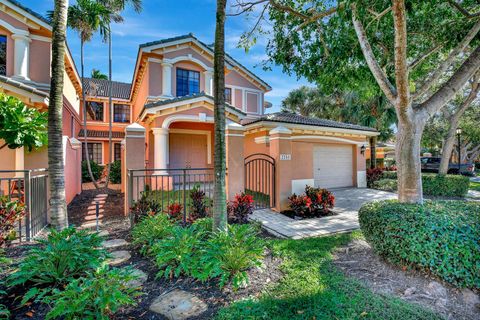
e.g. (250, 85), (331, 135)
(251, 188), (397, 239)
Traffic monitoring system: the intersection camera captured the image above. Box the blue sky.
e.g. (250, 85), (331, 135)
(20, 0), (312, 112)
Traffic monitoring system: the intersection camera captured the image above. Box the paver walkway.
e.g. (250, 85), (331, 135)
(79, 193), (108, 229)
(251, 188), (396, 239)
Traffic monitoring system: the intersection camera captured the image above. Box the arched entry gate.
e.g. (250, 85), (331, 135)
(244, 153), (275, 209)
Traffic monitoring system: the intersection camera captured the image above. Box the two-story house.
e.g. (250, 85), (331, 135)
(0, 0), (83, 204)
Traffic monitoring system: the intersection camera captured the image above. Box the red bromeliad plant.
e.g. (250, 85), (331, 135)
(0, 197), (26, 246)
(287, 194), (312, 217)
(228, 192), (254, 224)
(165, 202), (183, 221)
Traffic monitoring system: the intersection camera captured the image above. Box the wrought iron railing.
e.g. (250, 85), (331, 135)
(127, 168), (215, 224)
(0, 169), (49, 241)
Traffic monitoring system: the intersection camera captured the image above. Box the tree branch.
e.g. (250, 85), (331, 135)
(351, 3), (397, 105)
(0, 143), (7, 150)
(447, 0), (480, 19)
(366, 7), (392, 29)
(413, 19), (480, 100)
(392, 0), (410, 108)
(294, 4), (344, 31)
(408, 44), (443, 71)
(419, 45), (480, 117)
(228, 0), (268, 16)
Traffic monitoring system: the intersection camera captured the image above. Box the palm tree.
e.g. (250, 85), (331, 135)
(212, 0), (228, 231)
(97, 0), (142, 188)
(91, 68), (108, 80)
(48, 0), (69, 230)
(66, 0), (112, 189)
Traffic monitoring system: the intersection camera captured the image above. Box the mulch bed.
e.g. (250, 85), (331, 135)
(281, 209), (337, 220)
(2, 189), (284, 320)
(333, 239), (480, 320)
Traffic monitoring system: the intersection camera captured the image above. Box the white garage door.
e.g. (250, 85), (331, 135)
(313, 145), (353, 188)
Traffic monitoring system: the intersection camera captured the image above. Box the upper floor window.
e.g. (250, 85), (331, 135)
(86, 101), (104, 121)
(225, 88), (232, 104)
(0, 35), (6, 76)
(114, 143), (122, 162)
(113, 104), (130, 123)
(176, 68), (200, 97)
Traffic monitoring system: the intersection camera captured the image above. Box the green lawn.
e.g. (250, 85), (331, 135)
(216, 232), (441, 320)
(470, 181), (480, 191)
(145, 189), (212, 211)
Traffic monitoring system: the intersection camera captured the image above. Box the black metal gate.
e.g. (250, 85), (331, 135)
(244, 153), (275, 209)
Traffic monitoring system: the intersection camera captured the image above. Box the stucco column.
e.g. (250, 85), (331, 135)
(226, 123), (245, 201)
(152, 128), (169, 171)
(204, 70), (213, 95)
(161, 62), (173, 97)
(269, 126), (292, 212)
(12, 34), (31, 80)
(123, 123), (146, 215)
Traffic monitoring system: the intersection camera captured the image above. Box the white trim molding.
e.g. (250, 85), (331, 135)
(164, 55), (213, 72)
(292, 179), (314, 195)
(162, 113), (215, 129)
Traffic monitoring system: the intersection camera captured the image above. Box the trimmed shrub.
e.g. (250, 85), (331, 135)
(359, 200), (480, 288)
(372, 178), (397, 192)
(305, 186), (335, 213)
(422, 173), (470, 197)
(375, 172), (469, 197)
(81, 160), (103, 182)
(108, 160), (121, 184)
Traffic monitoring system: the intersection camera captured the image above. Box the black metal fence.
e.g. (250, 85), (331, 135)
(127, 168), (215, 224)
(0, 169), (49, 241)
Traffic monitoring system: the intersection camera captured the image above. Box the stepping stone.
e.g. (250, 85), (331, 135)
(95, 194), (108, 198)
(84, 214), (104, 221)
(80, 221), (102, 229)
(149, 289), (208, 320)
(102, 239), (128, 249)
(87, 205), (105, 210)
(107, 250), (131, 266)
(125, 268), (148, 288)
(87, 209), (105, 215)
(88, 230), (109, 237)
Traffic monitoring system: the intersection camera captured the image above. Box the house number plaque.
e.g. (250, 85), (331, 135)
(280, 154), (291, 161)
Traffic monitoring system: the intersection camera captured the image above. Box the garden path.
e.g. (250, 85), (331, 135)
(251, 188), (396, 239)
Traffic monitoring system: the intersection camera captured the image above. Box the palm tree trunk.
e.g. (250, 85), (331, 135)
(81, 39), (100, 188)
(48, 0), (69, 230)
(105, 26), (113, 188)
(212, 0), (227, 231)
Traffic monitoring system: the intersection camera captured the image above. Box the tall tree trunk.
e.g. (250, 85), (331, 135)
(48, 0), (69, 230)
(369, 136), (377, 169)
(81, 39), (100, 189)
(105, 27), (113, 188)
(439, 80), (479, 174)
(213, 0), (227, 231)
(396, 112), (426, 203)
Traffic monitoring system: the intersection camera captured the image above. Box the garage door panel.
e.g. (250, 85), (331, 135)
(313, 145), (353, 188)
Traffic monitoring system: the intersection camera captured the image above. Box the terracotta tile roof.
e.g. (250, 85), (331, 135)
(244, 112), (378, 132)
(78, 129), (125, 139)
(0, 75), (49, 97)
(83, 78), (132, 100)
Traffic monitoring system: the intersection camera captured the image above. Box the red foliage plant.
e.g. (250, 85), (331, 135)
(165, 202), (183, 221)
(0, 196), (26, 246)
(287, 194), (312, 217)
(366, 167), (384, 187)
(228, 192), (254, 224)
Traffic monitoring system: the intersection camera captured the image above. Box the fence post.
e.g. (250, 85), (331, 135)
(128, 170), (134, 227)
(24, 170), (31, 241)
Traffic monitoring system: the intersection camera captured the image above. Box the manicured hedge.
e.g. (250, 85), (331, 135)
(359, 200), (480, 289)
(109, 160), (122, 184)
(376, 172), (470, 197)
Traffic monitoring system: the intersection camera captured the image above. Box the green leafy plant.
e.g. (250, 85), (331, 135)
(131, 213), (173, 255)
(8, 227), (107, 303)
(372, 178), (398, 192)
(0, 197), (26, 246)
(44, 266), (140, 320)
(359, 200), (480, 288)
(191, 217), (213, 236)
(152, 225), (202, 279)
(108, 160), (122, 184)
(0, 250), (10, 319)
(0, 93), (48, 151)
(198, 224), (265, 289)
(81, 160), (104, 182)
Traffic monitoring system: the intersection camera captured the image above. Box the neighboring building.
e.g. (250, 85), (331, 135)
(0, 0), (83, 204)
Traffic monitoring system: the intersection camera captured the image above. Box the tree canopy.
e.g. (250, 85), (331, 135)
(0, 94), (48, 151)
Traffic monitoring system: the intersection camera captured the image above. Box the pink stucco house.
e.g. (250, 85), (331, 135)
(0, 1), (379, 215)
(0, 0), (82, 205)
